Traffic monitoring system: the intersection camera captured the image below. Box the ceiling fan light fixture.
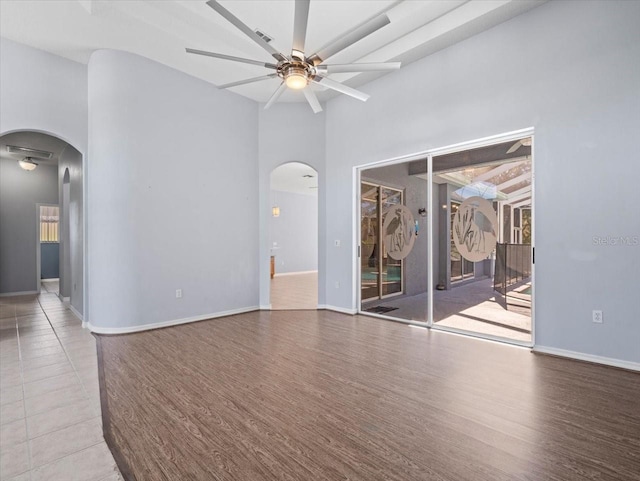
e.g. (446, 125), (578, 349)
(18, 157), (38, 171)
(283, 65), (309, 90)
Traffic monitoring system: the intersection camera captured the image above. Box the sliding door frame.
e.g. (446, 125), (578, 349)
(354, 127), (535, 347)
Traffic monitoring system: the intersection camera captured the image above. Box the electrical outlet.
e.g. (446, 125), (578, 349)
(592, 310), (603, 323)
(334, 240), (341, 247)
(334, 281), (340, 289)
(176, 289), (183, 299)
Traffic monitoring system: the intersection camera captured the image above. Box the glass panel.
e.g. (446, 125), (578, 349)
(432, 138), (532, 343)
(361, 182), (379, 301)
(359, 159), (428, 323)
(380, 187), (402, 297)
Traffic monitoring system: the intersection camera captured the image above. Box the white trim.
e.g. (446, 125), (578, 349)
(352, 166), (360, 312)
(427, 153), (434, 328)
(324, 305), (357, 315)
(60, 296), (70, 302)
(273, 270), (318, 277)
(532, 345), (640, 372)
(360, 310), (429, 327)
(433, 324), (533, 348)
(530, 133), (536, 346)
(260, 304), (272, 310)
(87, 306), (260, 334)
(0, 290), (38, 297)
(69, 304), (84, 321)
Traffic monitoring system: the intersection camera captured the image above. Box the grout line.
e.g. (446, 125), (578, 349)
(27, 414), (102, 442)
(12, 296), (34, 480)
(36, 295), (92, 401)
(29, 439), (109, 476)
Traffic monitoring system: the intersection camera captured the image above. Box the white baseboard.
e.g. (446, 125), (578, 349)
(273, 270), (318, 277)
(59, 296), (70, 302)
(87, 306), (260, 335)
(322, 305), (357, 315)
(259, 304), (272, 310)
(532, 345), (640, 372)
(0, 290), (38, 297)
(69, 304), (84, 322)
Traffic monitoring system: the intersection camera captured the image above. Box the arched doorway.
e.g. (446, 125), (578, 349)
(269, 162), (319, 309)
(0, 130), (84, 318)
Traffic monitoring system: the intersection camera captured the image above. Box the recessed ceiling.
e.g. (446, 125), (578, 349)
(0, 131), (70, 166)
(0, 0), (546, 103)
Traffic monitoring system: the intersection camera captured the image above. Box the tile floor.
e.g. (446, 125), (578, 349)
(0, 289), (122, 481)
(270, 272), (318, 310)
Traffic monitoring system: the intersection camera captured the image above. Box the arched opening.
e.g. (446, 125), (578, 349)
(269, 162), (318, 309)
(0, 130), (84, 319)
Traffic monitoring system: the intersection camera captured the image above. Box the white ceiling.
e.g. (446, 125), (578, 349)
(0, 0), (546, 103)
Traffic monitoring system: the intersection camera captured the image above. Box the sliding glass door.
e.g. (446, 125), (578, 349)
(357, 133), (534, 345)
(360, 181), (404, 302)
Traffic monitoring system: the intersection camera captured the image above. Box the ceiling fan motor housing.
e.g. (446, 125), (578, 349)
(278, 61), (315, 89)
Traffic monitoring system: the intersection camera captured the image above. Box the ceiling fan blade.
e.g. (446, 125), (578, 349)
(218, 74), (278, 89)
(206, 0), (287, 62)
(308, 14), (390, 65)
(292, 0), (310, 58)
(303, 88), (323, 114)
(312, 75), (369, 102)
(186, 48), (277, 69)
(264, 82), (287, 110)
(506, 140), (523, 154)
(316, 62), (401, 74)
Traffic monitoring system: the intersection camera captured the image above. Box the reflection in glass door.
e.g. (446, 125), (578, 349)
(360, 182), (403, 301)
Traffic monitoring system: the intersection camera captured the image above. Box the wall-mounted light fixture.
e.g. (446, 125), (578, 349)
(18, 157), (38, 171)
(418, 208), (427, 217)
(272, 206), (280, 217)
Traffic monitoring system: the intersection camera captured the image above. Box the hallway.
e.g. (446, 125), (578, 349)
(0, 289), (121, 480)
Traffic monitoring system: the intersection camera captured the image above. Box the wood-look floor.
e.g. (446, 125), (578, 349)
(96, 310), (640, 481)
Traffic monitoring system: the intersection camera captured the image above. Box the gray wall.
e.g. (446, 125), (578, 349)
(258, 103), (326, 308)
(325, 0), (640, 363)
(58, 146), (83, 314)
(0, 158), (59, 293)
(87, 49), (259, 330)
(269, 190), (318, 274)
(361, 163), (429, 297)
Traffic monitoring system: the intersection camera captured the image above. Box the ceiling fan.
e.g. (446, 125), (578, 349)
(186, 0), (401, 113)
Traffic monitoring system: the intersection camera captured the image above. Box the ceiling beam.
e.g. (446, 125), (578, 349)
(472, 160), (527, 182)
(511, 198), (532, 209)
(504, 191), (531, 204)
(497, 172), (530, 191)
(504, 185), (531, 199)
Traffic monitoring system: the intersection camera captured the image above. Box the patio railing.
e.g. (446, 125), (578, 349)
(494, 243), (532, 295)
